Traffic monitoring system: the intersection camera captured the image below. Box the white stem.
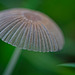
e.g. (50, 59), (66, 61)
(3, 47), (21, 75)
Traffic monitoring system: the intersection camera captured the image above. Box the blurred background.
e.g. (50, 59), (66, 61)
(0, 0), (75, 75)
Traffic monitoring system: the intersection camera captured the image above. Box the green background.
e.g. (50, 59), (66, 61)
(0, 0), (75, 75)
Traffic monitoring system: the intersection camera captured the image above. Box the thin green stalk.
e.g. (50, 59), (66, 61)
(3, 47), (21, 75)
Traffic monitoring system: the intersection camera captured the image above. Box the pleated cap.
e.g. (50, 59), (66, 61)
(0, 8), (64, 52)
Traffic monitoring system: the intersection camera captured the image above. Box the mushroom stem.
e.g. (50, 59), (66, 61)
(3, 47), (21, 75)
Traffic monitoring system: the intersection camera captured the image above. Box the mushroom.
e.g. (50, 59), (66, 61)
(0, 8), (64, 52)
(0, 8), (64, 75)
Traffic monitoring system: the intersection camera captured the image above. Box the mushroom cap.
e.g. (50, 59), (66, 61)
(0, 8), (64, 52)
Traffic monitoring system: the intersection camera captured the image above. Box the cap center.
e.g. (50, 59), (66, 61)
(23, 12), (41, 21)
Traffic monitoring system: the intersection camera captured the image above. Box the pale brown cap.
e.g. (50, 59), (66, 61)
(0, 8), (64, 52)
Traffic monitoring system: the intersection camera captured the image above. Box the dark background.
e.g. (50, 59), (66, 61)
(0, 0), (75, 75)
